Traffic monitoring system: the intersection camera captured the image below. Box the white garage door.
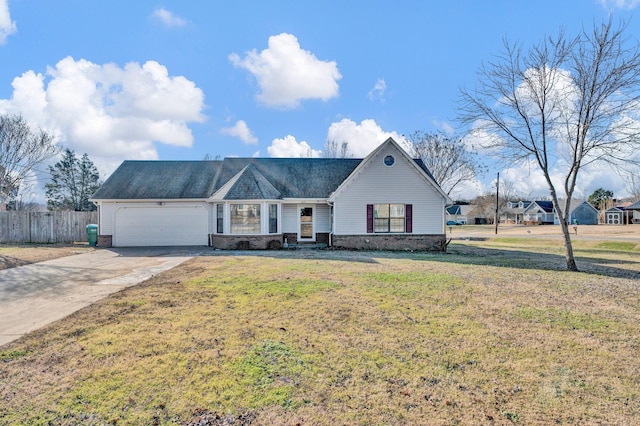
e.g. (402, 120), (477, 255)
(114, 205), (208, 247)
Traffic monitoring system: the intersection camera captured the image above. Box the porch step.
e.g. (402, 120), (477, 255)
(284, 243), (328, 250)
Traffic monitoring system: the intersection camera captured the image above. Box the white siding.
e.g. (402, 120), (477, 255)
(315, 203), (331, 233)
(98, 202), (118, 235)
(282, 204), (298, 233)
(332, 145), (445, 235)
(281, 203), (331, 234)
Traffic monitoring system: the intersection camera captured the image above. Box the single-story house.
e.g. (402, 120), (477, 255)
(553, 200), (599, 225)
(627, 200), (640, 224)
(523, 200), (555, 224)
(91, 138), (452, 251)
(446, 202), (473, 225)
(502, 200), (532, 224)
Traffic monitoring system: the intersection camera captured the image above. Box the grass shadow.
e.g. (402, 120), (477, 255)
(427, 243), (640, 280)
(200, 243), (640, 280)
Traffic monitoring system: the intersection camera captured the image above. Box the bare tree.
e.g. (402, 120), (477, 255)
(406, 131), (483, 195)
(5, 180), (44, 211)
(459, 19), (640, 271)
(323, 139), (351, 158)
(470, 192), (499, 224)
(625, 172), (640, 202)
(0, 114), (57, 211)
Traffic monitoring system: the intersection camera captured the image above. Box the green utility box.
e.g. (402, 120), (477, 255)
(86, 224), (98, 247)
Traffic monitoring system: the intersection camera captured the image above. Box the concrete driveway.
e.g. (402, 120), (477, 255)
(0, 247), (202, 347)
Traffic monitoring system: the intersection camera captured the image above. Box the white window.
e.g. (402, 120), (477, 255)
(230, 204), (261, 234)
(374, 203), (405, 233)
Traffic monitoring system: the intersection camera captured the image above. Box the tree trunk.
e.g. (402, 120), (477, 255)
(558, 218), (578, 271)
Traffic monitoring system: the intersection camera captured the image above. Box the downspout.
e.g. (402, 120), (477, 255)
(326, 200), (334, 247)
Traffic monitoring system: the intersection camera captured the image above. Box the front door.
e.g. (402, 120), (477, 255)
(300, 206), (314, 241)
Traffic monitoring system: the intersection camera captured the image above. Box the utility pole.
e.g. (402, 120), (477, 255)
(495, 172), (499, 235)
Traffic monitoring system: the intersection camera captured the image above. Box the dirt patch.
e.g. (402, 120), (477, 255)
(0, 244), (94, 270)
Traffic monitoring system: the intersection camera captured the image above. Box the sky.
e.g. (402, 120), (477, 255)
(1, 0), (640, 204)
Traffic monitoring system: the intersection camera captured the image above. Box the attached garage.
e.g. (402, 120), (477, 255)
(113, 205), (208, 247)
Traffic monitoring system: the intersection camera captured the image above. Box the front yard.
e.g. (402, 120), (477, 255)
(1, 237), (639, 425)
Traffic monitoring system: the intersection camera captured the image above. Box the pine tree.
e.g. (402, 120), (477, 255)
(45, 149), (101, 211)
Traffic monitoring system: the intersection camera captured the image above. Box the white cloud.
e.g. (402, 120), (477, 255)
(600, 0), (640, 9)
(0, 0), (16, 44)
(229, 33), (341, 109)
(220, 120), (258, 145)
(493, 157), (635, 201)
(151, 7), (187, 27)
(326, 118), (409, 157)
(368, 78), (386, 102)
(0, 56), (205, 177)
(267, 135), (322, 158)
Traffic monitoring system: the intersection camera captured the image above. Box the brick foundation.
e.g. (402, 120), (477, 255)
(209, 234), (283, 250)
(97, 235), (112, 247)
(331, 234), (447, 252)
(282, 233), (330, 246)
(283, 233), (297, 246)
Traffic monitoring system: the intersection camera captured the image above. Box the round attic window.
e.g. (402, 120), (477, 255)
(383, 155), (395, 166)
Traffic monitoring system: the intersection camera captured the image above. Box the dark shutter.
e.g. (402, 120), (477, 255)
(367, 204), (374, 233)
(405, 204), (412, 233)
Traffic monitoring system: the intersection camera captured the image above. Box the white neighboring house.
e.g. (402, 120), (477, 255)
(91, 138), (452, 251)
(523, 200), (555, 224)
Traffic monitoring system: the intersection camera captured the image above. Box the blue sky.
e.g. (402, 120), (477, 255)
(1, 0), (639, 202)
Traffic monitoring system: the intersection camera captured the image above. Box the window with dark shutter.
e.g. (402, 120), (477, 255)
(367, 204), (374, 233)
(371, 204), (407, 233)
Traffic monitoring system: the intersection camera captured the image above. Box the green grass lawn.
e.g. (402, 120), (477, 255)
(1, 240), (639, 425)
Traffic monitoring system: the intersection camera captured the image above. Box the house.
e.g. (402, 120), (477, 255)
(627, 200), (640, 224)
(446, 202), (473, 225)
(523, 200), (555, 224)
(502, 200), (531, 224)
(553, 200), (599, 225)
(91, 138), (452, 251)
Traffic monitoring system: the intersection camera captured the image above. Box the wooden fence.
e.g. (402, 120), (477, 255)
(0, 211), (98, 244)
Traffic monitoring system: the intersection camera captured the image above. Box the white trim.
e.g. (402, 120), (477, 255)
(208, 165), (248, 201)
(298, 204), (315, 242)
(329, 137), (452, 204)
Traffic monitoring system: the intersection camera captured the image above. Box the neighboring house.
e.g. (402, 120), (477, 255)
(502, 200), (531, 224)
(446, 202), (474, 224)
(466, 204), (491, 224)
(91, 138), (452, 251)
(523, 200), (555, 224)
(627, 200), (640, 224)
(553, 200), (599, 225)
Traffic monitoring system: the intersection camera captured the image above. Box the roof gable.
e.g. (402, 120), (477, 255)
(221, 165), (283, 200)
(446, 205), (462, 215)
(525, 200), (554, 213)
(329, 137), (451, 203)
(572, 201), (597, 214)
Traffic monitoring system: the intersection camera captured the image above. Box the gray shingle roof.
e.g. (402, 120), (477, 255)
(92, 156), (438, 200)
(224, 165), (283, 200)
(91, 161), (223, 199)
(215, 158), (362, 198)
